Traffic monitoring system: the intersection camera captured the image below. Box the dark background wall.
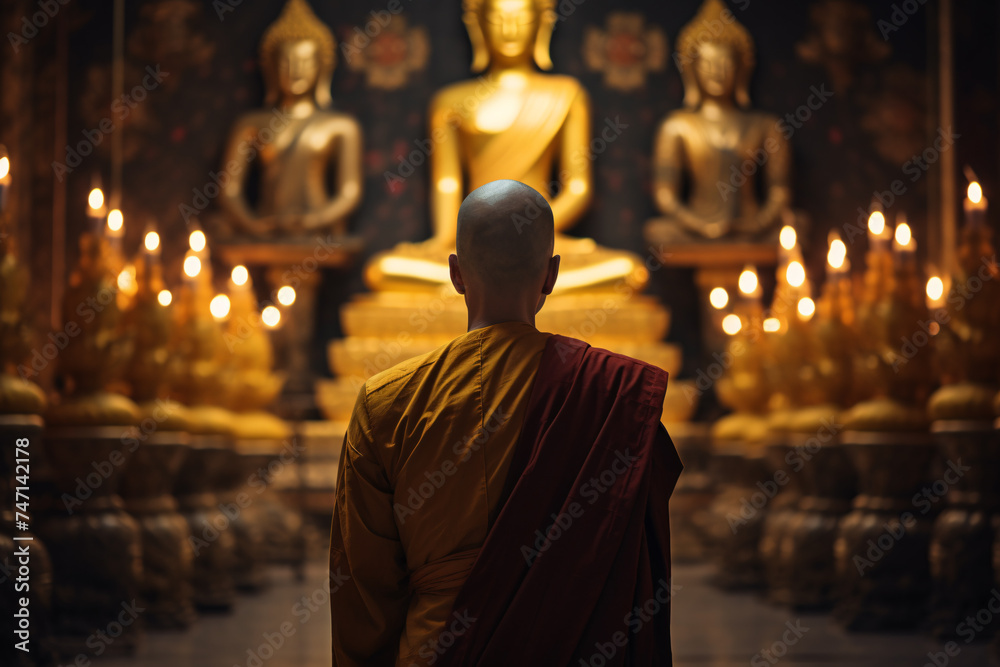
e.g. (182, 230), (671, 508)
(31, 0), (1000, 392)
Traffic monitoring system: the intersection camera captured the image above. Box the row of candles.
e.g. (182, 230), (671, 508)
(83, 177), (294, 327)
(710, 177), (989, 335)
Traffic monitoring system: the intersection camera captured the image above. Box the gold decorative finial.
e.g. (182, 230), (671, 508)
(260, 0), (336, 107)
(675, 0), (755, 108)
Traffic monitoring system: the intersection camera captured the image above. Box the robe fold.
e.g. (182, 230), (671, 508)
(330, 323), (681, 667)
(436, 334), (682, 667)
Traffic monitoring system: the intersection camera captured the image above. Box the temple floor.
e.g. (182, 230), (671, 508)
(87, 562), (995, 667)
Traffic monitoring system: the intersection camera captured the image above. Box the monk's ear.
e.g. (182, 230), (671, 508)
(541, 255), (559, 295)
(449, 254), (467, 295)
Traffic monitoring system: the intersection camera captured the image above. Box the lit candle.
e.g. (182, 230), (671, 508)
(143, 222), (161, 271)
(826, 231), (849, 281)
(892, 213), (915, 263)
(0, 145), (10, 217)
(964, 181), (987, 229)
(925, 275), (946, 312)
(107, 208), (124, 255)
(182, 250), (202, 286)
(87, 175), (106, 235)
(867, 208), (890, 253)
(778, 223), (797, 265)
(738, 264), (760, 302)
(231, 265), (250, 292)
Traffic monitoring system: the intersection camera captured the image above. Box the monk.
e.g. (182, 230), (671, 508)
(329, 180), (682, 666)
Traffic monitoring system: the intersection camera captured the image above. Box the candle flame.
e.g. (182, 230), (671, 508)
(277, 285), (296, 306)
(797, 297), (816, 320)
(210, 294), (231, 319)
(709, 287), (729, 309)
(183, 254), (201, 278)
(721, 314), (742, 335)
(157, 289), (172, 306)
(231, 265), (249, 286)
(786, 260), (806, 288)
(107, 209), (124, 232)
(262, 305), (281, 328)
(828, 239), (847, 269)
(926, 276), (944, 301)
(894, 222), (912, 247)
(189, 230), (207, 252)
(779, 225), (797, 251)
(868, 211), (885, 236)
(144, 231), (160, 252)
(968, 182), (983, 204)
(0, 157), (9, 179)
(763, 317), (781, 333)
(88, 188), (104, 210)
(738, 266), (758, 295)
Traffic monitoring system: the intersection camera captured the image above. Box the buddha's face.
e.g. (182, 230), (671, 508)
(479, 0), (539, 61)
(277, 39), (320, 96)
(693, 42), (737, 99)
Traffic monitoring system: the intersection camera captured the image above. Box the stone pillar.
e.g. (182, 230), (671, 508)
(118, 431), (195, 628)
(0, 415), (56, 667)
(926, 420), (999, 640)
(173, 435), (237, 611)
(834, 430), (937, 631)
(36, 427), (143, 655)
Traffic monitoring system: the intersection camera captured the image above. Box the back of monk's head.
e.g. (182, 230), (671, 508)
(456, 180), (555, 291)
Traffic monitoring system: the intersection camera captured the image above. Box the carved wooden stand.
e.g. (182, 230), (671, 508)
(667, 423), (715, 563)
(0, 415), (56, 667)
(173, 436), (237, 611)
(758, 434), (802, 604)
(777, 432), (856, 609)
(221, 452), (269, 593)
(705, 441), (769, 590)
(925, 420), (1000, 639)
(119, 432), (196, 628)
(834, 430), (937, 631)
(37, 426), (143, 656)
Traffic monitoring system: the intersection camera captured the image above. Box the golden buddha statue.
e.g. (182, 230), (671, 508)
(363, 0), (648, 293)
(646, 0), (792, 246)
(216, 0), (362, 240)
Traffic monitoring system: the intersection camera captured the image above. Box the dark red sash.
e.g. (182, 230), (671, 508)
(436, 335), (683, 666)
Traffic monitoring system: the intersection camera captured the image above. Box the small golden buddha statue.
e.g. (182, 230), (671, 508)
(646, 0), (792, 245)
(363, 0), (648, 293)
(217, 0), (362, 240)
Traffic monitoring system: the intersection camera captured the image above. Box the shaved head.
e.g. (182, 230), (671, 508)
(455, 180), (555, 290)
